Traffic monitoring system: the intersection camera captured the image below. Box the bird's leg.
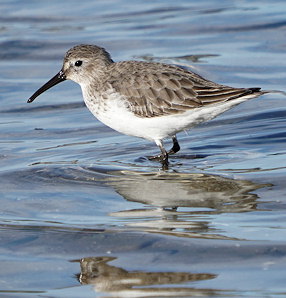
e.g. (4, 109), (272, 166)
(158, 141), (169, 166)
(168, 135), (180, 155)
(149, 140), (169, 166)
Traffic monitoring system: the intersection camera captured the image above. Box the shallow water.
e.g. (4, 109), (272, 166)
(1, 0), (286, 297)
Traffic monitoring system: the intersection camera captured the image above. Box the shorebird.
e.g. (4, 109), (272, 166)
(28, 44), (274, 166)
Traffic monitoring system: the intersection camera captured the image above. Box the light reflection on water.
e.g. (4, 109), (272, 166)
(1, 0), (286, 297)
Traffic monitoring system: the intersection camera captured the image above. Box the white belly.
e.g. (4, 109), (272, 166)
(82, 87), (255, 142)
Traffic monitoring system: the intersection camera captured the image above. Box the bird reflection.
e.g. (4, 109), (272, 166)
(76, 256), (222, 297)
(102, 170), (270, 239)
(106, 171), (266, 210)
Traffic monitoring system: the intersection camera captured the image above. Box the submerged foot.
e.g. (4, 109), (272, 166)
(148, 153), (169, 168)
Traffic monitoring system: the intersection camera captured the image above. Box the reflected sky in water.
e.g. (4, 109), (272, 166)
(1, 0), (286, 297)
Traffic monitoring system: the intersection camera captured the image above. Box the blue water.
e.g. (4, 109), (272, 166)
(1, 0), (286, 297)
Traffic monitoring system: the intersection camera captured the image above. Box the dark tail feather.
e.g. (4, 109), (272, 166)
(249, 87), (261, 93)
(250, 87), (286, 96)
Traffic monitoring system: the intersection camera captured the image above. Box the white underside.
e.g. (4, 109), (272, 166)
(82, 87), (257, 143)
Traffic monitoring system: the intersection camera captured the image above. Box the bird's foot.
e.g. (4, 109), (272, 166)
(148, 153), (169, 169)
(148, 154), (162, 161)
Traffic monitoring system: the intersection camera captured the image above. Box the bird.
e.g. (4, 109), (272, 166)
(27, 44), (278, 166)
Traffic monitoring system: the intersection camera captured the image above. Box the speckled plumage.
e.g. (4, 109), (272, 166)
(106, 60), (259, 118)
(28, 44), (267, 166)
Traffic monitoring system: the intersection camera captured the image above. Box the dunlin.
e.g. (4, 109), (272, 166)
(28, 44), (273, 166)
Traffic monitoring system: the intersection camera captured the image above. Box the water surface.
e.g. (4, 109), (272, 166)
(1, 0), (286, 297)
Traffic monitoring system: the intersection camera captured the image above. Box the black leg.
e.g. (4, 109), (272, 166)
(168, 135), (180, 155)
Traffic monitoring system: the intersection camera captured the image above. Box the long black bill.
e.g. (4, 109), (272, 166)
(27, 70), (66, 103)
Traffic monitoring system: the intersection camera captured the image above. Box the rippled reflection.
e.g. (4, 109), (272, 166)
(100, 170), (269, 239)
(75, 256), (225, 297)
(106, 170), (265, 210)
(2, 161), (270, 240)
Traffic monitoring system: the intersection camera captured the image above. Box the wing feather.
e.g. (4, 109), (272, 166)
(107, 61), (259, 118)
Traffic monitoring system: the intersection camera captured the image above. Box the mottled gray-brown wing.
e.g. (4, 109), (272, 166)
(109, 62), (258, 118)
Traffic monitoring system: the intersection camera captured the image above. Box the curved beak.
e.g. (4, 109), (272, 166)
(27, 70), (66, 103)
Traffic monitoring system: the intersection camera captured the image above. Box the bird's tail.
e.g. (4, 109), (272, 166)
(259, 89), (286, 96)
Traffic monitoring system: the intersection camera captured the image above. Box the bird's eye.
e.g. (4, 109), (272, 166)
(75, 60), (83, 67)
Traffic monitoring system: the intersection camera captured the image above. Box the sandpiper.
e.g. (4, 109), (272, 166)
(28, 44), (271, 166)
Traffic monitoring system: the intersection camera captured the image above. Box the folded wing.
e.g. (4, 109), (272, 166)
(109, 62), (261, 118)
